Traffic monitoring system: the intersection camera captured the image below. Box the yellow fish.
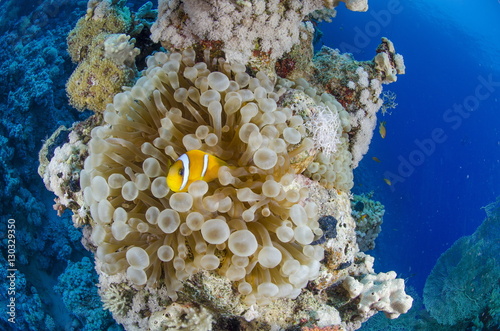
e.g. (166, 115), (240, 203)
(166, 150), (227, 192)
(379, 121), (387, 139)
(383, 178), (392, 186)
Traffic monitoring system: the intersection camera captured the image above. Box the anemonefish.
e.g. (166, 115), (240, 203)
(379, 121), (387, 139)
(166, 150), (227, 192)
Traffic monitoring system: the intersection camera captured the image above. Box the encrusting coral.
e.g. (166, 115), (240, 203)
(66, 0), (157, 112)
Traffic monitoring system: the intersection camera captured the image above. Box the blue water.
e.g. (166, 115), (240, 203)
(320, 0), (500, 295)
(1, 0), (499, 330)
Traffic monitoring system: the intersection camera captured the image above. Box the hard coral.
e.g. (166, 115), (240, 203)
(351, 193), (384, 252)
(68, 0), (132, 63)
(342, 271), (413, 320)
(312, 38), (405, 167)
(66, 32), (137, 112)
(148, 302), (213, 331)
(66, 0), (155, 112)
(54, 257), (115, 331)
(151, 0), (339, 64)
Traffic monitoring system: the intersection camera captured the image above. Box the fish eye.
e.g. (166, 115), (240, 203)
(178, 168), (184, 176)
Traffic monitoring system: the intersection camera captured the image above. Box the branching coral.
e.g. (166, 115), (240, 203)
(79, 48), (354, 305)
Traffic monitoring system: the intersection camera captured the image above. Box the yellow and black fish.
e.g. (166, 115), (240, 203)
(166, 150), (227, 192)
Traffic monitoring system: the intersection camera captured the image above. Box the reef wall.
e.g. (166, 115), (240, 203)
(423, 197), (500, 330)
(38, 0), (411, 330)
(0, 0), (118, 329)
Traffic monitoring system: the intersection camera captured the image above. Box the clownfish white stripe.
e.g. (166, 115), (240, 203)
(178, 153), (190, 191)
(201, 154), (209, 178)
(166, 150), (229, 192)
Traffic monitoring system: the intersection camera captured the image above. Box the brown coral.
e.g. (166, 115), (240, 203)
(66, 33), (137, 112)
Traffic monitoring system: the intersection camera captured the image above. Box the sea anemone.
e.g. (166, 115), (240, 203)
(80, 48), (349, 305)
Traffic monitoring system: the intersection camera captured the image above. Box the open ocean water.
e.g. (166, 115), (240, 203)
(321, 0), (500, 294)
(1, 0), (499, 330)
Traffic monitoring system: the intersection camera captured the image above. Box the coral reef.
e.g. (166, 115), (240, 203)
(423, 196), (500, 329)
(66, 0), (136, 112)
(150, 0), (353, 65)
(148, 303), (213, 331)
(66, 0), (158, 112)
(0, 0), (119, 329)
(356, 198), (500, 331)
(104, 34), (141, 67)
(0, 0), (86, 229)
(278, 86), (354, 192)
(326, 254), (413, 330)
(38, 116), (100, 224)
(37, 0), (412, 330)
(351, 193), (384, 252)
(312, 38), (405, 167)
(0, 252), (55, 330)
(356, 286), (436, 331)
(343, 271), (413, 320)
(67, 0), (132, 63)
(54, 257), (116, 330)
